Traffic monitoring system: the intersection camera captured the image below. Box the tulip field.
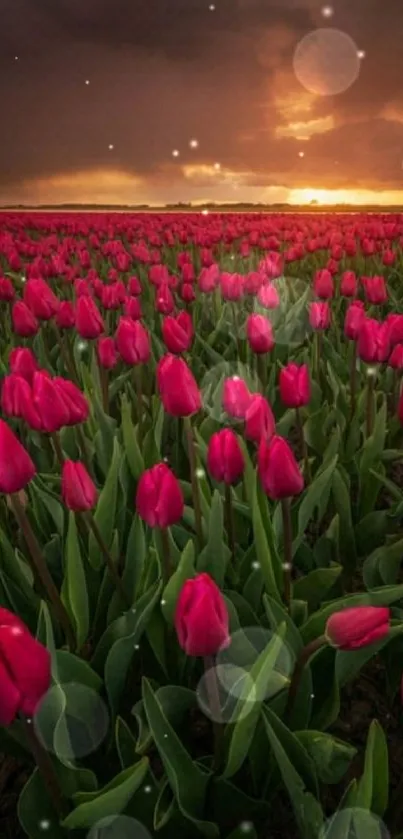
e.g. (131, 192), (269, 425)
(2, 210), (403, 838)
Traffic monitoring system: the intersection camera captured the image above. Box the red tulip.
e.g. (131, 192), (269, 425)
(340, 271), (357, 298)
(136, 463), (184, 528)
(54, 378), (89, 425)
(23, 278), (59, 320)
(56, 301), (76, 330)
(1, 374), (33, 420)
(389, 344), (403, 370)
(0, 607), (51, 725)
(75, 296), (104, 339)
(220, 273), (244, 302)
(222, 377), (252, 419)
(174, 573), (230, 657)
(97, 337), (117, 369)
(62, 461), (97, 512)
(258, 434), (304, 500)
(180, 283), (196, 303)
(245, 394), (275, 444)
(207, 429), (244, 484)
(156, 355), (201, 417)
(362, 276), (388, 305)
(0, 420), (36, 494)
(32, 372), (70, 432)
(12, 301), (39, 337)
(326, 607), (390, 651)
(115, 317), (151, 365)
(127, 276), (142, 295)
(313, 269), (334, 299)
(162, 311), (193, 354)
(279, 363), (310, 409)
(124, 296), (142, 320)
(357, 318), (389, 364)
(246, 314), (275, 354)
(0, 277), (15, 302)
(156, 283), (175, 315)
(257, 283), (280, 309)
(344, 301), (365, 341)
(309, 302), (331, 331)
(9, 348), (38, 384)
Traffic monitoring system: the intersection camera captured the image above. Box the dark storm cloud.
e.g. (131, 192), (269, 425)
(0, 0), (403, 199)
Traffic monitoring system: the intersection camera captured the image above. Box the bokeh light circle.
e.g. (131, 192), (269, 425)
(252, 275), (312, 347)
(196, 627), (293, 724)
(201, 360), (260, 425)
(34, 681), (109, 762)
(87, 816), (152, 838)
(319, 808), (390, 839)
(293, 28), (360, 96)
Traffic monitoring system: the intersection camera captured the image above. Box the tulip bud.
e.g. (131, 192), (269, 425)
(362, 276), (388, 305)
(220, 273), (244, 302)
(1, 374), (32, 420)
(97, 337), (117, 369)
(207, 429), (244, 484)
(12, 301), (39, 337)
(309, 302), (331, 331)
(389, 344), (403, 370)
(156, 283), (175, 315)
(257, 283), (280, 309)
(53, 378), (89, 425)
(222, 377), (252, 419)
(127, 276), (142, 295)
(245, 393), (275, 444)
(9, 347), (38, 384)
(124, 296), (142, 320)
(258, 434), (304, 500)
(32, 372), (70, 432)
(115, 317), (151, 365)
(279, 363), (310, 409)
(157, 355), (201, 417)
(62, 461), (97, 512)
(313, 269), (334, 299)
(246, 314), (275, 354)
(325, 606), (390, 651)
(0, 276), (15, 302)
(357, 318), (386, 364)
(75, 295), (104, 339)
(56, 300), (76, 330)
(0, 419), (36, 494)
(180, 283), (196, 303)
(344, 301), (365, 341)
(162, 311), (193, 354)
(0, 607), (51, 724)
(174, 573), (230, 657)
(340, 271), (357, 298)
(136, 462), (184, 528)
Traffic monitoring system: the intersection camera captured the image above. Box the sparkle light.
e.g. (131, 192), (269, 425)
(357, 50), (366, 59)
(202, 209), (209, 215)
(298, 151), (305, 157)
(172, 149), (180, 157)
(214, 162), (221, 170)
(321, 5), (333, 17)
(209, 3), (216, 9)
(85, 79), (90, 85)
(108, 144), (114, 150)
(189, 138), (199, 149)
(14, 56), (19, 61)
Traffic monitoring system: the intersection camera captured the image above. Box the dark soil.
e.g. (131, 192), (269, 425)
(0, 757), (28, 838)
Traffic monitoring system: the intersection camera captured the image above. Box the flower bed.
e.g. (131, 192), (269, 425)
(0, 210), (402, 838)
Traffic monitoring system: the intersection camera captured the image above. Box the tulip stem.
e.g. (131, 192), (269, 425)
(203, 656), (223, 772)
(224, 484), (236, 565)
(134, 367), (143, 446)
(184, 417), (203, 548)
(84, 512), (129, 607)
(160, 528), (173, 582)
(257, 354), (267, 394)
(75, 424), (92, 476)
(285, 635), (327, 723)
(366, 368), (376, 438)
(9, 493), (76, 652)
(100, 366), (109, 414)
(281, 497), (293, 612)
(19, 715), (69, 820)
(54, 324), (79, 385)
(295, 408), (311, 484)
(50, 432), (64, 469)
(350, 340), (358, 418)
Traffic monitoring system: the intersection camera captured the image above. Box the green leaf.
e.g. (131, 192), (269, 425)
(142, 678), (218, 836)
(89, 437), (121, 569)
(115, 716), (138, 769)
(223, 623), (289, 779)
(103, 580), (163, 718)
(293, 567), (342, 613)
(294, 456), (338, 553)
(123, 514), (147, 600)
(296, 731), (356, 784)
(61, 512), (89, 650)
(197, 490), (229, 587)
(262, 707), (324, 839)
(161, 539), (195, 625)
(251, 477), (281, 602)
(355, 720), (389, 817)
(153, 778), (176, 831)
(363, 537), (403, 587)
(62, 758), (149, 829)
(121, 393), (145, 479)
(332, 469), (356, 569)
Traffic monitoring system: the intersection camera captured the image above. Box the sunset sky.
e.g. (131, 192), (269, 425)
(1, 0), (403, 206)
